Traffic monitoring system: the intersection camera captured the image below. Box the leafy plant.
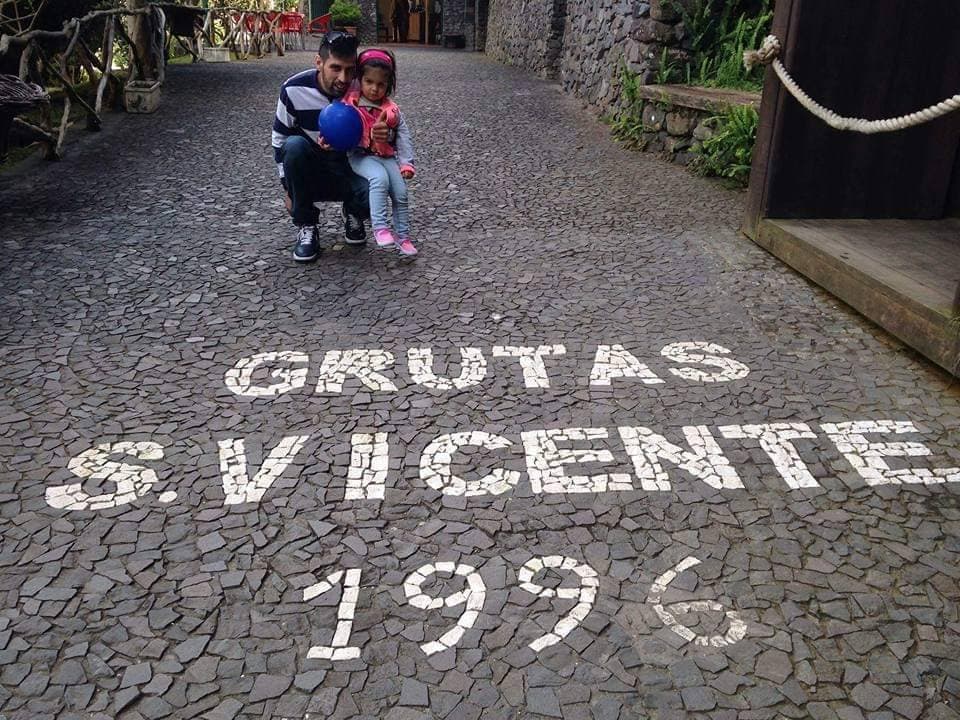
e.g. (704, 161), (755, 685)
(676, 0), (773, 91)
(610, 62), (653, 150)
(691, 104), (758, 186)
(674, 0), (715, 57)
(655, 46), (677, 85)
(329, 0), (362, 26)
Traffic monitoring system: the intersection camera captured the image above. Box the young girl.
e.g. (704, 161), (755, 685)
(344, 48), (417, 256)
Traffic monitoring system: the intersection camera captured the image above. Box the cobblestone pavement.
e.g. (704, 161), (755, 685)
(1, 47), (960, 720)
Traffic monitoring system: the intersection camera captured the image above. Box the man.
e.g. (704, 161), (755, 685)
(271, 31), (390, 263)
(389, 1), (400, 42)
(393, 0), (409, 43)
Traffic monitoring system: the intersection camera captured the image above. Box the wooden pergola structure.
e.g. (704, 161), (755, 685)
(744, 0), (960, 377)
(0, 2), (303, 162)
(0, 4), (166, 158)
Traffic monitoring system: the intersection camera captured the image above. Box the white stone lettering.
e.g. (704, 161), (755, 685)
(224, 351), (309, 397)
(518, 556), (599, 652)
(661, 342), (750, 382)
(420, 431), (521, 496)
(589, 344), (664, 386)
(821, 420), (960, 486)
(719, 423), (819, 488)
(46, 441), (165, 511)
(404, 562), (486, 655)
(521, 427), (633, 493)
(316, 350), (398, 393)
(407, 347), (487, 390)
(648, 556), (747, 647)
(491, 344), (566, 388)
(618, 425), (743, 491)
(218, 435), (310, 505)
(345, 432), (389, 500)
(304, 568), (362, 660)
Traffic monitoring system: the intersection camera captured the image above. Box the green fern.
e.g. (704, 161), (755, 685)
(691, 104), (759, 186)
(655, 47), (677, 85)
(610, 62), (654, 150)
(679, 0), (772, 91)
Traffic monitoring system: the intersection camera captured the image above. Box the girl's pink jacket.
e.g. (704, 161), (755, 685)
(343, 88), (415, 176)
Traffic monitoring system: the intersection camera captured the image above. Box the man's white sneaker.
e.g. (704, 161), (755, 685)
(293, 225), (319, 262)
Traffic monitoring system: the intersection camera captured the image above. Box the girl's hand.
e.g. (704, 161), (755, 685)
(401, 168), (414, 180)
(370, 116), (390, 144)
(316, 134), (332, 151)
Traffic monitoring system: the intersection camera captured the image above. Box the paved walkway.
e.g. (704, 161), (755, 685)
(1, 48), (959, 720)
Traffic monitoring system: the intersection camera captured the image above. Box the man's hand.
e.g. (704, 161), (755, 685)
(284, 193), (292, 213)
(401, 168), (414, 180)
(316, 133), (332, 151)
(370, 115), (390, 144)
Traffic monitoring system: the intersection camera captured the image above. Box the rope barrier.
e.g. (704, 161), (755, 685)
(744, 35), (960, 134)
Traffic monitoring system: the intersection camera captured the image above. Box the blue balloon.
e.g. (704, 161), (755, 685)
(319, 101), (363, 152)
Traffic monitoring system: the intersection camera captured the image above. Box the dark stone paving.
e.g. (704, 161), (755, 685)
(1, 47), (959, 720)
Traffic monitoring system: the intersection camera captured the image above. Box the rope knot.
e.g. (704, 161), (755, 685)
(743, 34), (781, 71)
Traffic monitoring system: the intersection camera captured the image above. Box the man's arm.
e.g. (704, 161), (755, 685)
(272, 86), (298, 184)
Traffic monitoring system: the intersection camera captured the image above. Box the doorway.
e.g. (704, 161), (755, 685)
(310, 0), (331, 19)
(474, 0), (488, 51)
(377, 0), (442, 45)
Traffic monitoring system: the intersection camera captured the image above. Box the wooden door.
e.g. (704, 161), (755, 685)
(745, 0), (960, 234)
(311, 0), (332, 18)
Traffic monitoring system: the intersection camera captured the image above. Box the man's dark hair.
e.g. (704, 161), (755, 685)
(318, 30), (359, 60)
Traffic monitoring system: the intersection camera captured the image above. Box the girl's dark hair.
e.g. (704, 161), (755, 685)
(358, 48), (398, 95)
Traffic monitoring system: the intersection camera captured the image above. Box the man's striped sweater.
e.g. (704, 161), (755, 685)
(271, 68), (336, 179)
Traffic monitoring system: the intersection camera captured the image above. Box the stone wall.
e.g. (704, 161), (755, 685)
(559, 0), (626, 109)
(481, 1), (760, 168)
(560, 0), (691, 114)
(442, 0), (473, 47)
(631, 84), (760, 165)
(358, 0), (377, 44)
(483, 0), (693, 110)
(485, 0), (566, 79)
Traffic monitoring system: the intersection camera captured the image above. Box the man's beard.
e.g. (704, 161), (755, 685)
(318, 70), (350, 98)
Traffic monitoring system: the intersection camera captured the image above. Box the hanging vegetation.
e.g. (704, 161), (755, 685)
(675, 0), (773, 91)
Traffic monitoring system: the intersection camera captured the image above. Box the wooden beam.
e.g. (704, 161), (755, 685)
(34, 43), (101, 130)
(125, 0), (154, 81)
(10, 116), (59, 159)
(95, 17), (116, 117)
(742, 0), (798, 240)
(756, 218), (960, 378)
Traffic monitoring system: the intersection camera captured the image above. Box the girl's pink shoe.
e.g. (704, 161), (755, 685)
(396, 237), (418, 256)
(374, 228), (396, 249)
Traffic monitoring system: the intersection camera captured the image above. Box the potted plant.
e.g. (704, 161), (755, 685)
(329, 0), (362, 35)
(124, 79), (162, 114)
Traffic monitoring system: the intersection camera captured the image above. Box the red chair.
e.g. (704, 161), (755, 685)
(307, 13), (332, 35)
(280, 12), (304, 34)
(230, 12), (257, 33)
(278, 11), (305, 50)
